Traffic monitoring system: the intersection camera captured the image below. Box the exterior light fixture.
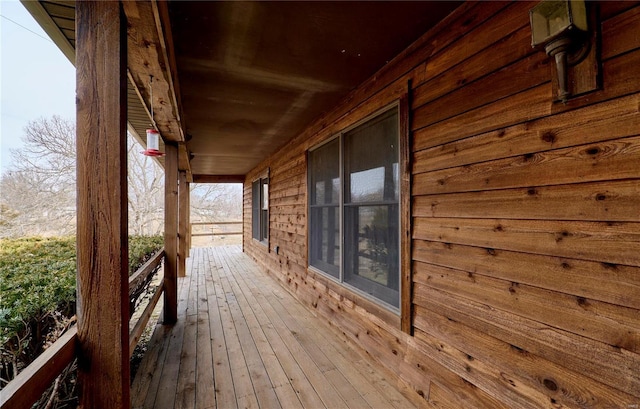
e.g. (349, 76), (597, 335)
(142, 128), (164, 157)
(530, 0), (590, 103)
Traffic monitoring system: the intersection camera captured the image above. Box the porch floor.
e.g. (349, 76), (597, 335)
(131, 245), (418, 409)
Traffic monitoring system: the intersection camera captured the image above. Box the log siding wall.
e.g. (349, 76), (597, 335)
(244, 2), (640, 407)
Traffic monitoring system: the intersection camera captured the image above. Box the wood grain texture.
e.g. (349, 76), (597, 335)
(413, 263), (640, 353)
(75, 2), (130, 407)
(414, 136), (640, 196)
(602, 6), (640, 60)
(414, 288), (640, 397)
(412, 240), (640, 310)
(413, 217), (640, 266)
(164, 143), (179, 324)
(413, 50), (551, 129)
(399, 89), (412, 335)
(122, 1), (191, 176)
(192, 174), (245, 183)
(413, 308), (639, 409)
(413, 93), (640, 174)
(414, 179), (640, 222)
(131, 246), (419, 408)
(242, 2), (640, 407)
(122, 1), (184, 142)
(178, 171), (188, 278)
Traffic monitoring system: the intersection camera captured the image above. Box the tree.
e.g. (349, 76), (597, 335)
(0, 116), (167, 237)
(127, 137), (164, 236)
(1, 116), (243, 238)
(1, 116), (76, 237)
(190, 183), (242, 222)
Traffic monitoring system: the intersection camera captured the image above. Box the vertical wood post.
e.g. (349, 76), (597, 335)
(164, 143), (179, 324)
(76, 1), (130, 407)
(186, 182), (191, 258)
(400, 86), (413, 335)
(178, 170), (188, 277)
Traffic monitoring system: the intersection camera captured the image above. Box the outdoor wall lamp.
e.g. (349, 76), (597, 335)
(530, 0), (590, 103)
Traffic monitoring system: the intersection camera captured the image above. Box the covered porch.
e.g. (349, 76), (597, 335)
(132, 246), (418, 409)
(6, 0), (639, 408)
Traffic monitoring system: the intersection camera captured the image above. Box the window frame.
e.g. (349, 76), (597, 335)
(252, 172), (269, 246)
(308, 137), (342, 279)
(307, 102), (403, 314)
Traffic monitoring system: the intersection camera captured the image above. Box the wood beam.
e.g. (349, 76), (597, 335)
(186, 179), (191, 258)
(164, 143), (179, 324)
(122, 1), (191, 177)
(192, 174), (246, 184)
(178, 170), (188, 278)
(76, 2), (130, 407)
(151, 0), (186, 142)
(399, 87), (413, 335)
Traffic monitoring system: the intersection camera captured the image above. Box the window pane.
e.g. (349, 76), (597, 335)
(344, 204), (399, 307)
(252, 180), (260, 240)
(309, 205), (340, 278)
(262, 180), (268, 210)
(345, 110), (398, 203)
(309, 138), (341, 278)
(309, 139), (340, 205)
(261, 208), (268, 242)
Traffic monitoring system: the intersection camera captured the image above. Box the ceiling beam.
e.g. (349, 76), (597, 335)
(193, 175), (246, 184)
(151, 0), (186, 141)
(122, 1), (191, 178)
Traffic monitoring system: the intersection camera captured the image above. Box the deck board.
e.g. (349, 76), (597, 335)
(131, 245), (419, 409)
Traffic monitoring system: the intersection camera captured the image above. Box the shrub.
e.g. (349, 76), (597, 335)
(128, 235), (164, 275)
(0, 235), (163, 387)
(0, 237), (76, 363)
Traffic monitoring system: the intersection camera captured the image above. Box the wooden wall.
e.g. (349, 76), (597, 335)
(244, 2), (640, 407)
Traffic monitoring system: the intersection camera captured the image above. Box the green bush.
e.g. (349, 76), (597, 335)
(0, 237), (76, 348)
(0, 235), (163, 383)
(128, 235), (164, 275)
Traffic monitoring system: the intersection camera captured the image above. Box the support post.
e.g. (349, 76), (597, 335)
(400, 87), (413, 335)
(186, 183), (191, 258)
(76, 1), (130, 407)
(178, 170), (188, 277)
(164, 143), (179, 324)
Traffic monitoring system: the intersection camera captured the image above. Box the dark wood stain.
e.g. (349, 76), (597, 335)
(241, 2), (640, 408)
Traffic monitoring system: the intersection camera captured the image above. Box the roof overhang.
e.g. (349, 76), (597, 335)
(24, 0), (462, 179)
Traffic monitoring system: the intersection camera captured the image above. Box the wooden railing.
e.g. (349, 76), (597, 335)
(0, 327), (77, 409)
(0, 249), (165, 409)
(191, 221), (242, 237)
(129, 249), (165, 356)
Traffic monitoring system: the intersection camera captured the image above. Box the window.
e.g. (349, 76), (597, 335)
(252, 177), (268, 243)
(308, 107), (400, 309)
(309, 139), (340, 278)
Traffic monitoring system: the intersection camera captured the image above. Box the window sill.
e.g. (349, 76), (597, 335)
(306, 267), (401, 331)
(253, 238), (269, 249)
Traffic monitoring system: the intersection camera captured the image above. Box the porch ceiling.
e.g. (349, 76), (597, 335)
(25, 0), (461, 178)
(171, 1), (460, 176)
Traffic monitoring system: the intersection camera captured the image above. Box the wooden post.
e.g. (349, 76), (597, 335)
(178, 170), (188, 277)
(164, 143), (179, 324)
(400, 87), (413, 335)
(186, 180), (191, 258)
(76, 1), (130, 407)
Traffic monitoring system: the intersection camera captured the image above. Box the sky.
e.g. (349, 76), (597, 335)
(0, 0), (76, 175)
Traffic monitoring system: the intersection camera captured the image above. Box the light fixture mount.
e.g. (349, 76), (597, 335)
(529, 0), (591, 103)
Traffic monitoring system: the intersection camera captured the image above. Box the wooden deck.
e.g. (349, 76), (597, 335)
(131, 246), (419, 409)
